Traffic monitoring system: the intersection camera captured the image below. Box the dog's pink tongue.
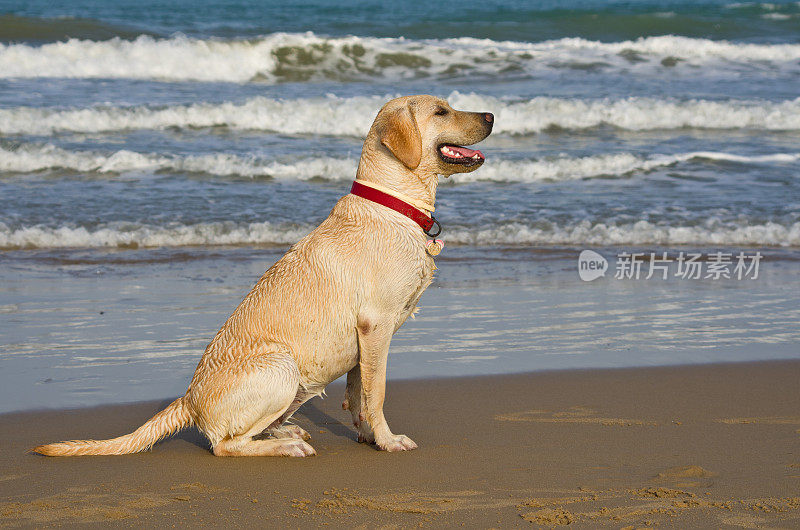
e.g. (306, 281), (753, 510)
(449, 145), (484, 159)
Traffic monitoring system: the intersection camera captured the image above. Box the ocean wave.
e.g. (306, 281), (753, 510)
(454, 151), (800, 183)
(724, 2), (800, 19)
(1, 32), (800, 82)
(0, 221), (313, 249)
(0, 143), (359, 180)
(451, 93), (800, 134)
(3, 219), (798, 250)
(725, 2), (800, 11)
(445, 220), (800, 247)
(0, 95), (380, 136)
(3, 93), (800, 136)
(3, 143), (797, 182)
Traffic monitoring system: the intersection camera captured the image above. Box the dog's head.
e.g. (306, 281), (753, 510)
(366, 95), (493, 179)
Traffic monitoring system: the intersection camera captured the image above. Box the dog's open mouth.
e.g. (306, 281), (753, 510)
(438, 144), (485, 166)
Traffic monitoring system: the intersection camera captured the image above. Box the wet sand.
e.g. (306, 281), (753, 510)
(2, 360), (800, 528)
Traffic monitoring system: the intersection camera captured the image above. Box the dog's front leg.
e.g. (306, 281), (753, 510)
(356, 316), (417, 452)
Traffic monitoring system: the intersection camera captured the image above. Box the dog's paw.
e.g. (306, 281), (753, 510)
(265, 424), (311, 441)
(282, 424), (312, 441)
(276, 439), (316, 457)
(357, 431), (375, 444)
(376, 434), (417, 452)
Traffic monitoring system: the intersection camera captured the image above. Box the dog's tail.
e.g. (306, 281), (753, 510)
(32, 396), (192, 457)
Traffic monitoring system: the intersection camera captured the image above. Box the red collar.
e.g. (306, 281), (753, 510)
(350, 181), (441, 237)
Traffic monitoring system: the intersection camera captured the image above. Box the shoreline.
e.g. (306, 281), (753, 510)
(2, 359), (800, 527)
(3, 356), (800, 416)
(4, 244), (800, 414)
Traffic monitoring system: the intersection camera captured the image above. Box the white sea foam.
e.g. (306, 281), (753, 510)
(445, 220), (800, 247)
(0, 143), (359, 180)
(1, 33), (800, 82)
(448, 93), (800, 134)
(0, 221), (313, 249)
(454, 151), (800, 183)
(3, 93), (800, 136)
(726, 2), (799, 11)
(0, 95), (381, 136)
(3, 143), (797, 182)
(2, 219), (798, 250)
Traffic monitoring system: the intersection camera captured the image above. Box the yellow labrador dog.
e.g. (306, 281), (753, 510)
(35, 95), (493, 457)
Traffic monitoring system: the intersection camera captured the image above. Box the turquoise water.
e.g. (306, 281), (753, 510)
(3, 0), (800, 43)
(0, 0), (799, 412)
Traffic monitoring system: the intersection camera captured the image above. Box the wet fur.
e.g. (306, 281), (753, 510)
(34, 95), (492, 457)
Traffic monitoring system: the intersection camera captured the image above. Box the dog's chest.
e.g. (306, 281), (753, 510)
(395, 252), (435, 325)
(410, 257), (435, 301)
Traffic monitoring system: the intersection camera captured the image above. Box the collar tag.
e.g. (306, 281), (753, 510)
(426, 239), (444, 257)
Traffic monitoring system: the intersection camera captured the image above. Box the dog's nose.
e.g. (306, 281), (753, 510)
(484, 113), (494, 124)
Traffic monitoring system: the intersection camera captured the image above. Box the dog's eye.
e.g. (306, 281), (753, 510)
(434, 107), (448, 116)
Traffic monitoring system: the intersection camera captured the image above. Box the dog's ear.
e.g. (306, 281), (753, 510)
(380, 106), (422, 169)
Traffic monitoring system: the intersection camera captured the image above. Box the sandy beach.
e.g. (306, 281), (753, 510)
(3, 0), (800, 527)
(2, 360), (799, 528)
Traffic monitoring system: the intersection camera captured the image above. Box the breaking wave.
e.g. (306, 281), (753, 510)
(2, 142), (798, 182)
(445, 220), (800, 247)
(2, 32), (800, 82)
(3, 93), (800, 136)
(454, 151), (800, 183)
(0, 143), (358, 180)
(2, 219), (798, 250)
(0, 221), (313, 250)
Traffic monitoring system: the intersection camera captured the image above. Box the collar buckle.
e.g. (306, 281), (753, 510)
(424, 216), (441, 238)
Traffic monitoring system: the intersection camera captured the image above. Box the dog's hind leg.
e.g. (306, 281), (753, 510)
(257, 388), (316, 441)
(342, 364), (375, 444)
(193, 343), (315, 457)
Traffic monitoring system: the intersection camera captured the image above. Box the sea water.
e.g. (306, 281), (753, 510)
(1, 0), (799, 412)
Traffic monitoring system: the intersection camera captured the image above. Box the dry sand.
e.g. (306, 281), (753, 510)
(2, 360), (799, 528)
